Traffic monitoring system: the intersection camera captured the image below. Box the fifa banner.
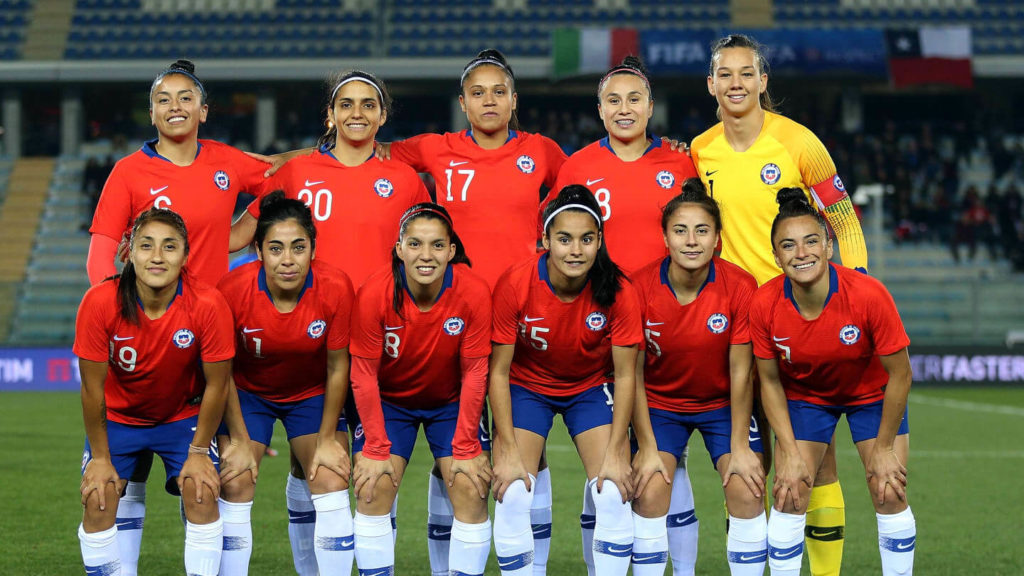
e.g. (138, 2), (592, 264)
(3, 346), (1024, 390)
(640, 28), (888, 77)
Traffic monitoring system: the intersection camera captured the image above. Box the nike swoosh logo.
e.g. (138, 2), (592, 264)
(607, 545), (631, 554)
(430, 529), (451, 537)
(149, 186), (168, 195)
(705, 170), (718, 177)
(748, 436), (761, 442)
(585, 178), (604, 186)
(241, 327), (263, 334)
(739, 553), (765, 561)
(112, 335), (134, 341)
(645, 320), (664, 327)
(523, 316), (544, 322)
(384, 325), (404, 330)
(772, 548), (799, 559)
(304, 179), (325, 187)
(449, 160), (468, 167)
(672, 513), (695, 525)
(811, 529), (840, 538)
(632, 553), (663, 562)
(116, 521), (134, 528)
(772, 336), (790, 342)
(340, 539), (354, 547)
(497, 560), (516, 568)
(897, 540), (915, 550)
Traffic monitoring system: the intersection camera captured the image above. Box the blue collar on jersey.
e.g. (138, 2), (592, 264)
(135, 277), (183, 310)
(141, 138), (202, 162)
(319, 141), (376, 163)
(400, 263), (454, 304)
(783, 262), (839, 314)
(599, 134), (660, 157)
(466, 129), (517, 145)
(258, 265), (314, 305)
(660, 256), (715, 299)
(538, 252), (589, 296)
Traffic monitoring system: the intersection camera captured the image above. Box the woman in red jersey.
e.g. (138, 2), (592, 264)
(348, 203), (493, 576)
(750, 188), (914, 576)
(630, 178), (765, 576)
(490, 185), (642, 576)
(215, 191), (356, 576)
(75, 208), (244, 576)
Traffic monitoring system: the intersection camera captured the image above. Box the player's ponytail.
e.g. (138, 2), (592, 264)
(661, 177), (723, 234)
(150, 59), (207, 106)
(709, 34), (776, 117)
(542, 185), (624, 308)
(319, 69), (393, 149)
(770, 187), (829, 244)
(390, 202), (471, 317)
(460, 48), (520, 131)
(117, 208), (190, 325)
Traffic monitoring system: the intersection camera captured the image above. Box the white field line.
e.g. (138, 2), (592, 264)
(910, 393), (1024, 417)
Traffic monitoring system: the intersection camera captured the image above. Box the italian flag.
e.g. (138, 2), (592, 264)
(552, 27), (639, 78)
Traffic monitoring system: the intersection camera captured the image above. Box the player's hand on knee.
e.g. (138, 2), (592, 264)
(353, 455), (396, 503)
(81, 458), (120, 510)
(309, 434), (351, 485)
(630, 446), (670, 501)
(597, 451), (634, 503)
(772, 450), (811, 512)
(219, 438), (258, 486)
(866, 446), (908, 505)
(490, 448), (530, 502)
(451, 453), (492, 500)
(179, 452), (221, 504)
(723, 447), (765, 499)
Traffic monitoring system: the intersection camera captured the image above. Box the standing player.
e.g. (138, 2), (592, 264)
(348, 203), (493, 576)
(691, 34), (870, 576)
(76, 208), (239, 576)
(552, 55), (700, 574)
(490, 186), (642, 576)
(630, 179), (766, 576)
(750, 189), (914, 576)
(215, 192), (356, 576)
(84, 61), (269, 574)
(379, 48), (566, 574)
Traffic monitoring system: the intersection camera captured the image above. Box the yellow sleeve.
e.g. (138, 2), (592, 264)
(823, 196), (868, 273)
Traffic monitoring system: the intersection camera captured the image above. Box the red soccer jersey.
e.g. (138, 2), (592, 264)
(249, 146), (430, 288)
(90, 139), (267, 287)
(73, 276), (235, 426)
(492, 253), (644, 397)
(552, 136), (699, 273)
(350, 263), (492, 408)
(391, 130), (567, 288)
(749, 264), (910, 406)
(217, 260), (354, 403)
(633, 257), (757, 412)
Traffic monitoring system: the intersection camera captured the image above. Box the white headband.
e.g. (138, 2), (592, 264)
(543, 203), (602, 233)
(330, 76), (384, 106)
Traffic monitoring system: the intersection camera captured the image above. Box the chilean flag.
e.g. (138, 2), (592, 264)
(886, 26), (973, 89)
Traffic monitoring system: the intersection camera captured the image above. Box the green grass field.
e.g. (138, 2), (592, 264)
(2, 386), (1022, 575)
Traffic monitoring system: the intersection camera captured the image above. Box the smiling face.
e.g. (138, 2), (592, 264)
(664, 203), (719, 273)
(543, 210), (602, 285)
(772, 215), (833, 286)
(460, 64), (517, 136)
(258, 218), (314, 296)
(131, 220), (187, 292)
(328, 79), (386, 148)
(598, 73), (653, 144)
(396, 216), (456, 289)
(707, 46), (767, 119)
(149, 73), (208, 141)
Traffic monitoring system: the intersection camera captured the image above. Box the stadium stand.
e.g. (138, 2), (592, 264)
(0, 0), (32, 61)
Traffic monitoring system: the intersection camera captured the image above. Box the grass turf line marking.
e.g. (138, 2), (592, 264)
(910, 393), (1024, 417)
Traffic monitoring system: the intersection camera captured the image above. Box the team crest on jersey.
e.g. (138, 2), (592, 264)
(443, 317), (465, 336)
(516, 155), (536, 174)
(307, 319), (327, 339)
(655, 170), (676, 189)
(760, 163), (781, 185)
(585, 312), (607, 331)
(833, 175), (846, 193)
(173, 329), (195, 349)
(354, 424), (364, 440)
(213, 170), (230, 191)
(373, 178), (394, 198)
(706, 313), (729, 334)
(839, 324), (861, 345)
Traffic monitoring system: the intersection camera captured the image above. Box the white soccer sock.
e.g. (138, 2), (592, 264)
(591, 479), (633, 576)
(449, 518), (491, 576)
(493, 476), (535, 576)
(354, 512), (394, 575)
(116, 480), (145, 576)
(767, 510), (805, 576)
(877, 507), (915, 576)
(390, 495), (399, 542)
(218, 499), (253, 576)
(631, 512), (668, 576)
(727, 512), (768, 576)
(285, 474), (318, 576)
(80, 524), (121, 575)
(312, 490), (355, 576)
(531, 468), (553, 575)
(427, 472), (453, 576)
(184, 518), (223, 576)
(580, 479), (597, 576)
(666, 464), (698, 576)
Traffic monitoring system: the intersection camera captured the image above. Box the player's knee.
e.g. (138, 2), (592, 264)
(449, 475), (488, 522)
(591, 480), (629, 518)
(309, 467), (348, 494)
(631, 476), (671, 518)
(221, 472), (256, 502)
(499, 477), (533, 510)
